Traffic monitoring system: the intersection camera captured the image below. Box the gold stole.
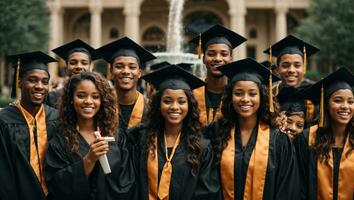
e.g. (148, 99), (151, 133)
(16, 103), (48, 195)
(127, 91), (145, 129)
(309, 126), (354, 200)
(147, 133), (181, 200)
(193, 86), (222, 127)
(220, 123), (270, 200)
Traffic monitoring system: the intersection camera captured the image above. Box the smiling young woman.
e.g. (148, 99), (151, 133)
(128, 65), (220, 200)
(294, 67), (354, 200)
(207, 58), (299, 200)
(44, 72), (136, 200)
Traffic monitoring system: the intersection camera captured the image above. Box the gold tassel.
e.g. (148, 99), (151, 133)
(15, 59), (20, 99)
(197, 33), (202, 59)
(269, 45), (272, 64)
(269, 73), (274, 113)
(303, 45), (307, 75)
(268, 46), (274, 112)
(303, 46), (307, 75)
(319, 84), (324, 127)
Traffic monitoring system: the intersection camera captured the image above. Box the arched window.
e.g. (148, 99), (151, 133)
(143, 26), (165, 41)
(109, 28), (119, 39)
(72, 12), (90, 41)
(249, 28), (257, 39)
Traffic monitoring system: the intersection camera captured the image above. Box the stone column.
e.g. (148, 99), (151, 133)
(89, 0), (103, 48)
(228, 0), (247, 60)
(123, 0), (141, 43)
(275, 0), (288, 41)
(47, 0), (63, 79)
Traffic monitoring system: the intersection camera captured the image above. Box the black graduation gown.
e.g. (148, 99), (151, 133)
(0, 104), (59, 200)
(44, 89), (63, 109)
(293, 130), (353, 200)
(129, 126), (221, 200)
(119, 99), (148, 133)
(44, 130), (137, 200)
(207, 124), (300, 200)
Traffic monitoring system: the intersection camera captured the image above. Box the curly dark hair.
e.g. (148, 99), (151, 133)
(314, 90), (354, 161)
(213, 80), (280, 164)
(145, 88), (202, 175)
(59, 72), (118, 155)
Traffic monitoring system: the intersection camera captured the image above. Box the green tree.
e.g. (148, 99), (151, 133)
(0, 0), (49, 57)
(296, 0), (354, 73)
(0, 0), (49, 95)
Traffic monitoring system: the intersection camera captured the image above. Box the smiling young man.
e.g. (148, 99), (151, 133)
(0, 51), (59, 200)
(96, 37), (156, 133)
(264, 35), (319, 125)
(190, 24), (247, 127)
(45, 39), (97, 108)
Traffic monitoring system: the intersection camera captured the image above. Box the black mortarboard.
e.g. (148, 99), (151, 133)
(96, 37), (156, 68)
(150, 61), (171, 71)
(264, 35), (319, 59)
(142, 65), (205, 91)
(52, 39), (96, 61)
(277, 86), (306, 110)
(176, 63), (193, 72)
(7, 51), (57, 98)
(263, 35), (319, 73)
(302, 67), (354, 127)
(217, 58), (280, 85)
(189, 24), (247, 58)
(217, 58), (280, 112)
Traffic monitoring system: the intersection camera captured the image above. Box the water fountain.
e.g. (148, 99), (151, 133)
(151, 0), (205, 77)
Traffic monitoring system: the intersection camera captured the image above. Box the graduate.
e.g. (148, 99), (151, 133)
(283, 102), (306, 141)
(264, 35), (319, 125)
(44, 72), (136, 200)
(0, 51), (58, 200)
(190, 24), (247, 127)
(129, 65), (220, 200)
(294, 67), (354, 200)
(45, 39), (97, 108)
(96, 37), (156, 133)
(209, 58), (299, 200)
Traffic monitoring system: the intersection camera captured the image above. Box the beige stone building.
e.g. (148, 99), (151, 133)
(0, 0), (310, 92)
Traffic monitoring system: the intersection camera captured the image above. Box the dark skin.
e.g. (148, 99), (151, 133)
(203, 43), (232, 93)
(19, 69), (50, 117)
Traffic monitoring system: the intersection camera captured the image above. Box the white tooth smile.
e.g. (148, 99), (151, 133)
(240, 105), (251, 111)
(82, 107), (94, 112)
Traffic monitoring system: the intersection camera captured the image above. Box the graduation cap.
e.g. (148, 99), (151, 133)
(189, 24), (247, 59)
(263, 35), (319, 74)
(7, 51), (57, 99)
(142, 65), (205, 91)
(96, 37), (156, 68)
(176, 63), (193, 72)
(52, 39), (97, 61)
(217, 58), (281, 112)
(150, 61), (171, 71)
(302, 67), (354, 127)
(277, 86), (306, 111)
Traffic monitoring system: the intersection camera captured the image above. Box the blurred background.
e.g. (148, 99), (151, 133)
(0, 0), (353, 107)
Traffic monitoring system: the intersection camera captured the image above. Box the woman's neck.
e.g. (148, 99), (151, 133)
(331, 122), (347, 147)
(164, 122), (182, 147)
(77, 118), (96, 135)
(238, 114), (258, 132)
(117, 89), (137, 105)
(206, 75), (227, 94)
